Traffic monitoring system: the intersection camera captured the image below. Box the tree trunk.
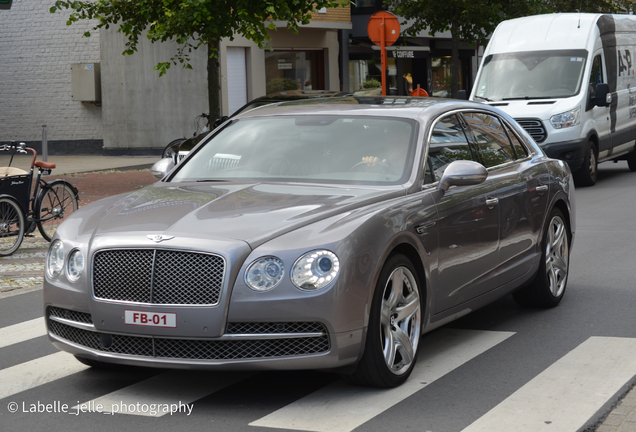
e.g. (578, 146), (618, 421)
(207, 39), (222, 120)
(450, 19), (460, 99)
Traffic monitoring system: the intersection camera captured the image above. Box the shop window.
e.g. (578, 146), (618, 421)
(265, 50), (324, 95)
(431, 56), (464, 98)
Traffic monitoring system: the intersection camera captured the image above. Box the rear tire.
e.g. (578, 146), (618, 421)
(344, 254), (422, 388)
(36, 182), (78, 241)
(0, 197), (25, 256)
(513, 208), (570, 308)
(573, 141), (597, 186)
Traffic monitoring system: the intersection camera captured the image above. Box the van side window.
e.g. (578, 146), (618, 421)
(589, 55), (604, 94)
(462, 112), (515, 168)
(425, 114), (474, 183)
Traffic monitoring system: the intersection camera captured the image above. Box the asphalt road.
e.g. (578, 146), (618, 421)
(1, 162), (635, 432)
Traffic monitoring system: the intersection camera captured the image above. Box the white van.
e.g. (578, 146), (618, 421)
(470, 13), (636, 186)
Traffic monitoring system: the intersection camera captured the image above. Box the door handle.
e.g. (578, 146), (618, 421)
(536, 185), (548, 194)
(485, 197), (499, 208)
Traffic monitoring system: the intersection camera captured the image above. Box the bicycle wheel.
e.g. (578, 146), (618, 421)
(0, 197), (25, 256)
(36, 181), (78, 242)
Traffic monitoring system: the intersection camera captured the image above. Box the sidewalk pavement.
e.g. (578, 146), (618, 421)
(0, 155), (635, 432)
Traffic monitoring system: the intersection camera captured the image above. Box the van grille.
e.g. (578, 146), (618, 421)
(515, 118), (547, 143)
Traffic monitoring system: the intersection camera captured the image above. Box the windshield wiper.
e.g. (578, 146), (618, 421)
(474, 95), (493, 102)
(196, 179), (228, 182)
(502, 96), (555, 100)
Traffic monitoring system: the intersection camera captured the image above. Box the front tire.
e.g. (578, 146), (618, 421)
(513, 208), (570, 308)
(627, 149), (636, 172)
(0, 197), (25, 256)
(36, 181), (79, 241)
(345, 254), (422, 388)
(573, 141), (597, 186)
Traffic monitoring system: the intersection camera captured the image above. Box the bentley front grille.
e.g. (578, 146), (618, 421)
(92, 249), (225, 305)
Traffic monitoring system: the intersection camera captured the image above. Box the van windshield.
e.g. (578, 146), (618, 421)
(475, 49), (588, 101)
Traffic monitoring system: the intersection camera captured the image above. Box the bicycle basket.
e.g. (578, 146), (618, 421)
(0, 174), (30, 214)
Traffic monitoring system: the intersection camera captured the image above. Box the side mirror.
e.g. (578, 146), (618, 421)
(456, 90), (468, 100)
(437, 160), (488, 192)
(594, 83), (611, 107)
(151, 158), (176, 180)
(212, 116), (229, 129)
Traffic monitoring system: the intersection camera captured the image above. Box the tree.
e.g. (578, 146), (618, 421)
(389, 0), (633, 98)
(50, 0), (343, 118)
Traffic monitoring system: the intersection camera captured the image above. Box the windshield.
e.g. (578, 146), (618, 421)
(171, 115), (417, 185)
(475, 50), (588, 101)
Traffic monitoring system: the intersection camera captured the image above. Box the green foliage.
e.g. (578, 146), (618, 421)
(362, 78), (381, 89)
(50, 1), (346, 76)
(266, 78), (299, 94)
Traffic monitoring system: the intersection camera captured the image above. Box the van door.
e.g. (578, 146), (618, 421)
(588, 52), (612, 158)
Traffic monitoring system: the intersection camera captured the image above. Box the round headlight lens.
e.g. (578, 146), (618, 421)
(245, 256), (285, 291)
(46, 240), (64, 278)
(291, 250), (340, 291)
(67, 249), (85, 282)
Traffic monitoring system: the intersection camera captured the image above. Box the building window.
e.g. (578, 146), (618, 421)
(431, 56), (464, 98)
(265, 50), (324, 94)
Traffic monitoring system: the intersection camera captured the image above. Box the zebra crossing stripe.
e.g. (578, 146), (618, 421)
(250, 328), (515, 432)
(461, 336), (636, 432)
(76, 370), (255, 417)
(0, 317), (46, 349)
(0, 352), (89, 400)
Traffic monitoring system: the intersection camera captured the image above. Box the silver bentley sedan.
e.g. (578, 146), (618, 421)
(43, 97), (575, 388)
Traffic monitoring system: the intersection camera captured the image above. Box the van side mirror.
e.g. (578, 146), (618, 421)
(595, 83), (610, 107)
(437, 160), (488, 192)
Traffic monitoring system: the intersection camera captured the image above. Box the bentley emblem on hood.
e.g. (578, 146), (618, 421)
(147, 234), (175, 243)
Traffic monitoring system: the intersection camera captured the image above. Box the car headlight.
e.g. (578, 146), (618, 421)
(291, 250), (340, 291)
(67, 249), (85, 282)
(550, 106), (580, 129)
(245, 256), (285, 291)
(46, 240), (64, 278)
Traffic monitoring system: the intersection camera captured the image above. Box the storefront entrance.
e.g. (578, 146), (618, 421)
(265, 50), (325, 94)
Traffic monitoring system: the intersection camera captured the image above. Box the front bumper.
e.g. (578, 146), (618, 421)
(540, 137), (588, 172)
(45, 305), (363, 370)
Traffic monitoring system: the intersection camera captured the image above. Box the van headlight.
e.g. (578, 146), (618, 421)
(46, 240), (64, 278)
(550, 106), (580, 129)
(291, 250), (340, 291)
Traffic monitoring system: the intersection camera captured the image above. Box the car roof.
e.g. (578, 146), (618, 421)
(233, 96), (495, 120)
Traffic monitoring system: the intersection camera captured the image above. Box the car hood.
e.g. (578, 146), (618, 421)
(69, 181), (404, 248)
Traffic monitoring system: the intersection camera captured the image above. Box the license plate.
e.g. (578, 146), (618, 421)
(124, 310), (177, 328)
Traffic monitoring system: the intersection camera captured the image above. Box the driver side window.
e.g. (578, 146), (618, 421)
(424, 114), (475, 184)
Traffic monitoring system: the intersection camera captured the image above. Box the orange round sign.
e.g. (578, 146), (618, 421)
(367, 11), (400, 47)
(410, 88), (429, 97)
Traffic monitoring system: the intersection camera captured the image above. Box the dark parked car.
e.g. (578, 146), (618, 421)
(44, 97), (575, 388)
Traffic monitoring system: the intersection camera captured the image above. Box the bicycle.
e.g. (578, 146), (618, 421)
(162, 113), (210, 159)
(0, 142), (79, 255)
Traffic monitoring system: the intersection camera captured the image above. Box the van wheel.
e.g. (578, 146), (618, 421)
(574, 141), (597, 187)
(627, 150), (636, 172)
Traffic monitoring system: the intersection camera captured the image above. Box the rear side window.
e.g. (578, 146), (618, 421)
(504, 124), (529, 159)
(425, 114), (474, 184)
(462, 112), (515, 168)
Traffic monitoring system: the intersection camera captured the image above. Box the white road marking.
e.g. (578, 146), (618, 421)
(78, 370), (255, 417)
(0, 317), (46, 349)
(462, 336), (636, 432)
(250, 329), (515, 432)
(0, 352), (89, 400)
